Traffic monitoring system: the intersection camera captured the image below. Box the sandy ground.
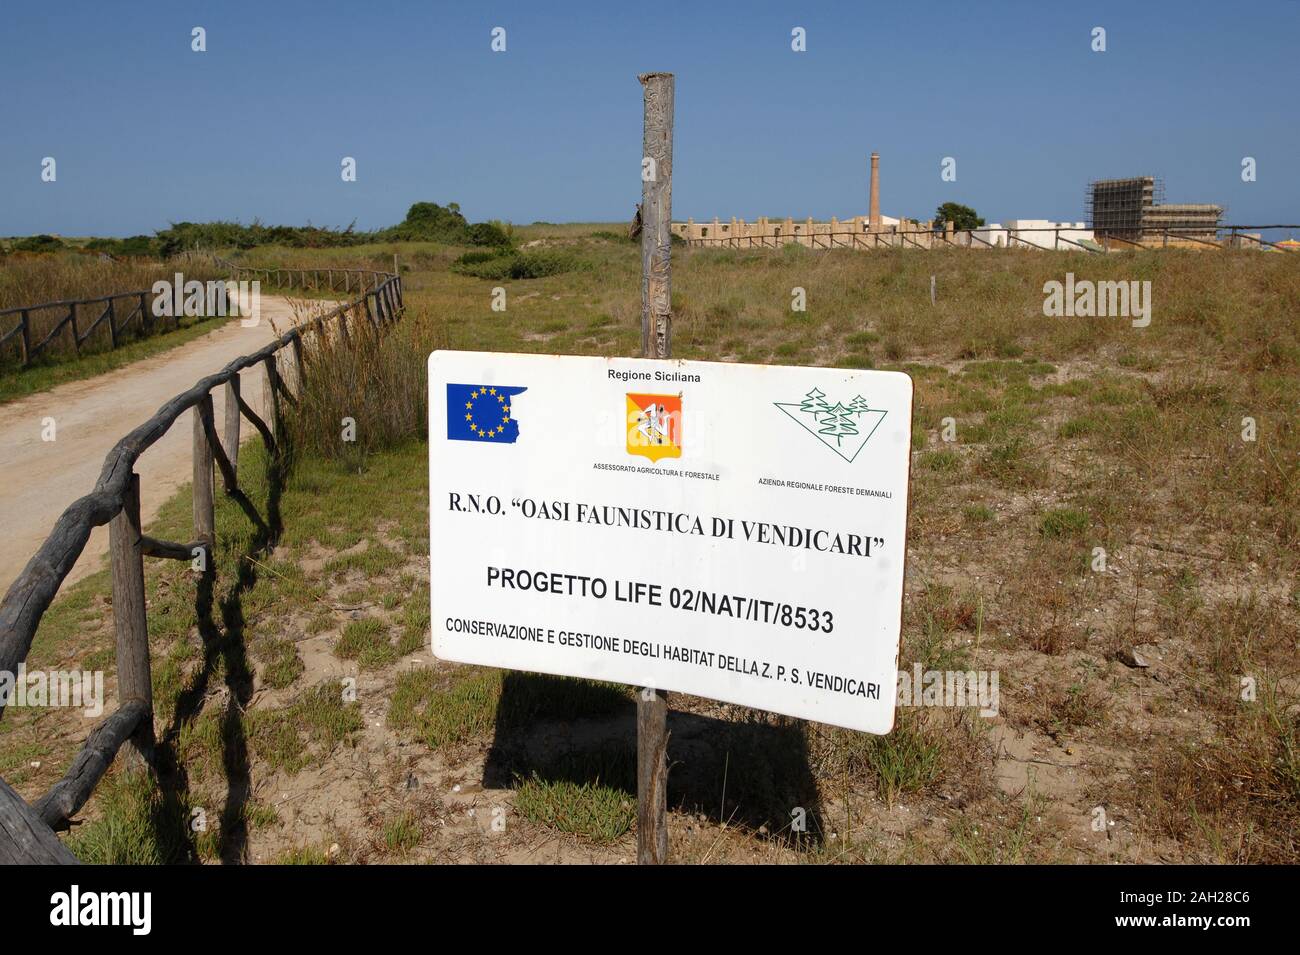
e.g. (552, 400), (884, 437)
(0, 297), (319, 595)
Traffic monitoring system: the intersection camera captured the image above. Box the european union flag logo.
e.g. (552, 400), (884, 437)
(447, 383), (527, 443)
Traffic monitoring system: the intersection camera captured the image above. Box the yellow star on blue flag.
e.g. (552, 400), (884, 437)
(446, 383), (526, 443)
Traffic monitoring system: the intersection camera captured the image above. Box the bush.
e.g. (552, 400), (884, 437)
(156, 220), (364, 255)
(381, 202), (510, 246)
(84, 235), (159, 258)
(450, 248), (581, 280)
(453, 248), (513, 267)
(466, 221), (513, 247)
(153, 202), (510, 254)
(12, 234), (64, 253)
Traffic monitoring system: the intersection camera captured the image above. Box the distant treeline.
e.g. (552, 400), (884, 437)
(3, 202), (512, 259)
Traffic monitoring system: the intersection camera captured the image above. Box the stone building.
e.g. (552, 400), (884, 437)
(671, 151), (936, 248)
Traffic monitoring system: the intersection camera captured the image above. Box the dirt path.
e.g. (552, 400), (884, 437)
(0, 296), (324, 595)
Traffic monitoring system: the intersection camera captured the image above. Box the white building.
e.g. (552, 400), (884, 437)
(1003, 219), (1094, 250)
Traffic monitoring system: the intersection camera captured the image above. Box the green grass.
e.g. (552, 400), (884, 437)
(1038, 507), (1091, 540)
(252, 637), (305, 689)
(513, 775), (636, 843)
(921, 448), (963, 472)
(334, 618), (398, 669)
(388, 668), (631, 751)
(64, 769), (187, 864)
(382, 811), (423, 854)
(246, 683), (365, 775)
(865, 717), (943, 807)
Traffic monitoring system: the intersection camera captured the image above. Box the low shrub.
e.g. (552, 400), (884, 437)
(450, 248), (582, 280)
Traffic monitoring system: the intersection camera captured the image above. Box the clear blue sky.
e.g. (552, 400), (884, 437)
(3, 0), (1297, 236)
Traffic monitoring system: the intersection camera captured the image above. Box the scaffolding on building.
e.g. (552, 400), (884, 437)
(1086, 176), (1223, 243)
(1085, 177), (1163, 241)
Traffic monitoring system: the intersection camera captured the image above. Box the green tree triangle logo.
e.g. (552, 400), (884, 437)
(774, 387), (887, 463)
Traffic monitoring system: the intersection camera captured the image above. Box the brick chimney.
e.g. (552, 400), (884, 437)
(869, 152), (881, 231)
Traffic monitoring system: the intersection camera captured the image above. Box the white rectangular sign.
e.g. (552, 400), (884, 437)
(427, 351), (912, 733)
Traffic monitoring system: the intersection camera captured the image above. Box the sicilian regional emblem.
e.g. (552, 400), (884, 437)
(626, 393), (682, 462)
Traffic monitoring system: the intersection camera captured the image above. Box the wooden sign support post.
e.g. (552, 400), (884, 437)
(637, 70), (673, 865)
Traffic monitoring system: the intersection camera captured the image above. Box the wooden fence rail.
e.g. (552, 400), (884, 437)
(0, 291), (161, 368)
(0, 262), (404, 864)
(0, 264), (395, 370)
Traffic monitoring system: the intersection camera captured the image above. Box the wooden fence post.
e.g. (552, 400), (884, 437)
(109, 471), (154, 768)
(224, 377), (241, 480)
(19, 310), (30, 367)
(0, 779), (80, 864)
(290, 332), (306, 394)
(193, 395), (216, 558)
(637, 69), (673, 866)
(364, 295), (377, 333)
(263, 356), (282, 445)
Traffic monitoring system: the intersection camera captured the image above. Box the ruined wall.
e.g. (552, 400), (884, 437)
(672, 214), (938, 249)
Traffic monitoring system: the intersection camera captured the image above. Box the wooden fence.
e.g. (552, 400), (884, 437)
(0, 263), (394, 369)
(0, 289), (176, 369)
(0, 263), (404, 863)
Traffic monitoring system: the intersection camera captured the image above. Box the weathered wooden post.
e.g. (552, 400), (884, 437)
(364, 294), (378, 334)
(637, 70), (673, 865)
(263, 356), (283, 445)
(109, 472), (154, 767)
(193, 395), (216, 560)
(224, 376), (241, 479)
(290, 331), (306, 394)
(19, 310), (30, 367)
(640, 72), (674, 362)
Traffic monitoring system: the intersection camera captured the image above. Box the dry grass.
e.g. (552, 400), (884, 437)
(0, 253), (227, 372)
(8, 238), (1298, 864)
(0, 253), (185, 310)
(279, 239), (1297, 862)
(282, 298), (446, 462)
